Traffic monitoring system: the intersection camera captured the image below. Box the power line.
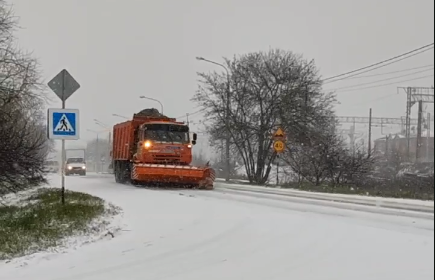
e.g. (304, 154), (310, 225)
(183, 44), (434, 119)
(334, 75), (434, 93)
(348, 93), (398, 107)
(340, 64), (434, 80)
(322, 43), (434, 82)
(327, 68), (434, 91)
(324, 48), (434, 84)
(176, 108), (205, 119)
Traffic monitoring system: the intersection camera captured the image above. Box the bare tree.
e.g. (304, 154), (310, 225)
(284, 130), (343, 185)
(0, 1), (49, 196)
(328, 148), (376, 186)
(284, 127), (375, 186)
(193, 49), (336, 184)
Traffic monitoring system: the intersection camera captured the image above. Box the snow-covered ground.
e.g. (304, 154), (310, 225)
(0, 173), (433, 280)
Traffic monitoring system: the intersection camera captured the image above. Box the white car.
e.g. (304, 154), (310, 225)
(65, 157), (87, 176)
(45, 160), (59, 173)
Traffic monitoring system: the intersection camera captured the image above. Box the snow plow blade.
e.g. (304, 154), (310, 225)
(132, 164), (215, 189)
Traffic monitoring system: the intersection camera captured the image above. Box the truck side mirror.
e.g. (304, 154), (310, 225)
(193, 133), (197, 141)
(192, 140), (197, 145)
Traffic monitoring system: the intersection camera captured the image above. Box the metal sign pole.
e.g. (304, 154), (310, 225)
(61, 103), (66, 204)
(96, 134), (100, 173)
(276, 156), (279, 186)
(61, 71), (66, 204)
(47, 69), (81, 204)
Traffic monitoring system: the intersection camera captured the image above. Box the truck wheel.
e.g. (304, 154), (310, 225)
(130, 180), (139, 186)
(114, 162), (122, 183)
(115, 161), (130, 184)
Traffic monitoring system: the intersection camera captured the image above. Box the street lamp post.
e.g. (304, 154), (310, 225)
(139, 96), (164, 114)
(87, 129), (102, 173)
(94, 119), (111, 150)
(94, 119), (109, 129)
(94, 119), (112, 173)
(112, 113), (129, 120)
(196, 56), (231, 182)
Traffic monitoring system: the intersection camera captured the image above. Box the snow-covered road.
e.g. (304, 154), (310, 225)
(1, 173), (433, 280)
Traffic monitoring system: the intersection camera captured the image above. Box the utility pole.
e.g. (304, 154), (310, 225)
(385, 134), (390, 157)
(350, 120), (356, 155)
(416, 101), (423, 162)
(427, 113), (431, 161)
(399, 86), (434, 161)
(406, 87), (412, 160)
(225, 75), (231, 181)
(368, 108), (372, 156)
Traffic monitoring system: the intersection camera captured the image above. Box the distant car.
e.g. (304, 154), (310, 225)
(45, 160), (59, 173)
(65, 157), (86, 176)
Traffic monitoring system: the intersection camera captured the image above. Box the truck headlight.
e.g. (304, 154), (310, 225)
(144, 141), (151, 148)
(67, 166), (72, 170)
(82, 166), (86, 169)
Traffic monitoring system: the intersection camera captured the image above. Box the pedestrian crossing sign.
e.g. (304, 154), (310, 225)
(48, 108), (80, 140)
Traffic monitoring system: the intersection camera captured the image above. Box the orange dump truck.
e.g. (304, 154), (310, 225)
(111, 109), (215, 189)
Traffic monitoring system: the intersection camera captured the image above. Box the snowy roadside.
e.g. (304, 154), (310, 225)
(0, 187), (44, 207)
(0, 186), (125, 266)
(215, 180), (434, 211)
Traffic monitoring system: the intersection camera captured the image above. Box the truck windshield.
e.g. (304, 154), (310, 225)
(144, 124), (189, 144)
(67, 158), (84, 164)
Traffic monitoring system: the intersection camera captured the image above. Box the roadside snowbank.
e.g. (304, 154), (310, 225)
(216, 180), (434, 212)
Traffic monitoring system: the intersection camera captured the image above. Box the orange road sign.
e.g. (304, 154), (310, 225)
(274, 127), (285, 139)
(273, 140), (285, 153)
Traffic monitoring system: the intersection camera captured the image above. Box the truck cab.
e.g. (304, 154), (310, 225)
(135, 122), (197, 165)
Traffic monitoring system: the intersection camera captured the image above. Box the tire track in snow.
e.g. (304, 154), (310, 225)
(51, 215), (251, 280)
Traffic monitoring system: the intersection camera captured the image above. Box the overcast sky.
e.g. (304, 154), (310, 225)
(12, 0), (435, 150)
